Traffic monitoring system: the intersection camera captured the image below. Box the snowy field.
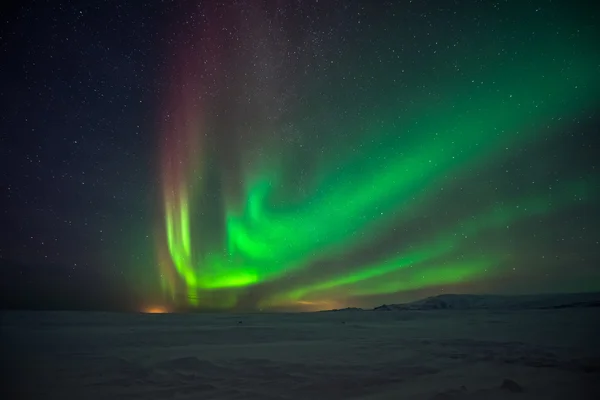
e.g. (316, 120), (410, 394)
(2, 308), (600, 399)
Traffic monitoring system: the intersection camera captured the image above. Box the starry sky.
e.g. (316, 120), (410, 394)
(1, 0), (599, 312)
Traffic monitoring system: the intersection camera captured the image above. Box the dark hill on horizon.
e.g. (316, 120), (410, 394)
(327, 292), (600, 312)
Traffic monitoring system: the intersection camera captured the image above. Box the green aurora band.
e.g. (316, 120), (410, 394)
(157, 3), (600, 310)
(268, 178), (596, 306)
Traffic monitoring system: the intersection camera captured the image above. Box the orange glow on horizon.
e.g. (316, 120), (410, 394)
(295, 299), (340, 311)
(143, 306), (169, 314)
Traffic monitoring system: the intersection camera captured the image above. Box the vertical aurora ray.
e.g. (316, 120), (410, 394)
(155, 1), (600, 310)
(157, 2), (216, 306)
(161, 104), (201, 303)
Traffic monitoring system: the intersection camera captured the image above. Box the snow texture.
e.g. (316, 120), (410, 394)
(1, 296), (599, 399)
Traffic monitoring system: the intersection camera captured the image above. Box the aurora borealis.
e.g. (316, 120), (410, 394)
(153, 0), (600, 311)
(2, 0), (599, 312)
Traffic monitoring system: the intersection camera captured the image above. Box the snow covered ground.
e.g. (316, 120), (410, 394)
(2, 307), (599, 399)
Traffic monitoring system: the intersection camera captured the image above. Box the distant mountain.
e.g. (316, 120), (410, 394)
(371, 292), (600, 311)
(321, 307), (364, 312)
(373, 304), (395, 311)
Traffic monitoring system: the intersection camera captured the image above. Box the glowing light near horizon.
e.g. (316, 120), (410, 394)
(143, 306), (169, 314)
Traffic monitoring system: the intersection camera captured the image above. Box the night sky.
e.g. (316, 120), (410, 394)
(1, 0), (599, 312)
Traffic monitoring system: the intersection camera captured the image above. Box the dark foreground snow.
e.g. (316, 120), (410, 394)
(2, 307), (599, 399)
